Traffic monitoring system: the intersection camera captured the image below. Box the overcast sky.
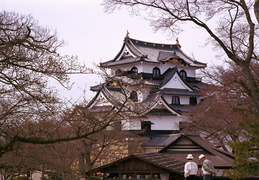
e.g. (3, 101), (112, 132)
(1, 0), (221, 101)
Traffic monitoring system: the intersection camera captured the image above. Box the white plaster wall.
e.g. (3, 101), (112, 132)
(147, 116), (182, 130)
(141, 63), (197, 78)
(180, 96), (190, 105)
(133, 64), (144, 73)
(109, 65), (131, 72)
(162, 74), (191, 90)
(162, 95), (172, 104)
(197, 96), (202, 104)
(113, 64), (144, 72)
(163, 95), (190, 105)
(163, 95), (203, 105)
(110, 63), (197, 78)
(141, 64), (159, 73)
(121, 119), (141, 130)
(178, 67), (196, 77)
(122, 115), (182, 131)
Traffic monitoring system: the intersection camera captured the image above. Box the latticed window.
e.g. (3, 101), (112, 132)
(189, 96), (197, 105)
(180, 70), (187, 80)
(141, 121), (152, 131)
(153, 67), (161, 78)
(129, 91), (138, 102)
(131, 66), (138, 73)
(172, 96), (180, 105)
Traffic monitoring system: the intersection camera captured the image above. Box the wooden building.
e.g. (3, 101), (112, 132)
(86, 133), (233, 180)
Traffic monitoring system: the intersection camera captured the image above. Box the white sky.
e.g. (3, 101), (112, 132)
(1, 0), (221, 102)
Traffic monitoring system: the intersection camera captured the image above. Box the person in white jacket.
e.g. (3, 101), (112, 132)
(184, 154), (198, 180)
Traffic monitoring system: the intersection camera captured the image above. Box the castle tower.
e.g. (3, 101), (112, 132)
(87, 34), (207, 136)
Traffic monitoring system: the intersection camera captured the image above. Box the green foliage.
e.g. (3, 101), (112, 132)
(228, 119), (259, 179)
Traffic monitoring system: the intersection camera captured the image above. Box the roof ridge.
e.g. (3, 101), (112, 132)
(127, 37), (180, 47)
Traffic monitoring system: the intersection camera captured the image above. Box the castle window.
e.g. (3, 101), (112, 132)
(180, 70), (187, 80)
(189, 97), (197, 105)
(131, 67), (138, 73)
(129, 91), (138, 102)
(153, 67), (161, 78)
(172, 96), (180, 105)
(141, 121), (152, 131)
(115, 69), (123, 76)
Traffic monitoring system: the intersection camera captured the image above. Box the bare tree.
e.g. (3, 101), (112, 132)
(0, 10), (150, 179)
(102, 0), (259, 177)
(0, 110), (139, 179)
(255, 0), (259, 22)
(103, 0), (258, 114)
(187, 61), (258, 151)
(0, 11), (147, 178)
(0, 11), (93, 156)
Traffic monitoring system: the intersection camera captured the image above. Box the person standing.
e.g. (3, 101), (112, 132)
(199, 154), (216, 180)
(0, 173), (4, 180)
(184, 154), (198, 180)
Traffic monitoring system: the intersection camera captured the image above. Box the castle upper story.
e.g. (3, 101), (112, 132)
(99, 34), (206, 80)
(87, 34), (208, 133)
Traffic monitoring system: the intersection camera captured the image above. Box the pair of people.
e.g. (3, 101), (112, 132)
(184, 154), (216, 180)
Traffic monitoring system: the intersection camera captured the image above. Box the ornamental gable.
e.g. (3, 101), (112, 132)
(161, 72), (192, 91)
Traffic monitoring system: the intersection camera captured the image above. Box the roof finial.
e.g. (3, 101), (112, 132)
(176, 38), (179, 45)
(126, 30), (130, 38)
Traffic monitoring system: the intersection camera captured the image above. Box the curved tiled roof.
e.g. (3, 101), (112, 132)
(86, 83), (180, 117)
(100, 37), (207, 68)
(86, 153), (185, 176)
(142, 133), (233, 168)
(86, 138), (233, 177)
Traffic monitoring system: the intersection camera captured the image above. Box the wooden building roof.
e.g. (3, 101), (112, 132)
(86, 133), (234, 179)
(142, 132), (233, 168)
(86, 153), (185, 177)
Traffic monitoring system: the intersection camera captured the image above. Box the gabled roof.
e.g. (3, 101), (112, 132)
(86, 153), (185, 176)
(142, 132), (233, 168)
(86, 84), (181, 117)
(160, 67), (194, 91)
(86, 133), (233, 177)
(160, 67), (178, 87)
(100, 36), (206, 68)
(87, 68), (203, 115)
(86, 84), (122, 110)
(90, 68), (203, 96)
(161, 88), (200, 96)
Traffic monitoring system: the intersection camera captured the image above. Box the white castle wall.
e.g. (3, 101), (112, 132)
(147, 116), (182, 130)
(121, 115), (183, 131)
(163, 95), (190, 105)
(110, 62), (197, 78)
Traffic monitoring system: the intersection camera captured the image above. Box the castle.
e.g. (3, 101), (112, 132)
(85, 34), (234, 179)
(87, 33), (207, 136)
